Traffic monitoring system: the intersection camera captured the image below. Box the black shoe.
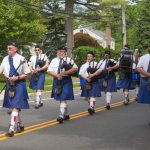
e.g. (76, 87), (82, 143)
(88, 108), (95, 115)
(123, 100), (128, 105)
(6, 130), (14, 137)
(64, 115), (70, 121)
(39, 102), (43, 107)
(56, 117), (64, 124)
(16, 125), (24, 133)
(7, 109), (12, 115)
(135, 97), (138, 101)
(106, 104), (111, 110)
(35, 104), (40, 109)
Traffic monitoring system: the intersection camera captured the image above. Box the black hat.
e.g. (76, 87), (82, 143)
(8, 41), (17, 47)
(57, 46), (67, 51)
(104, 50), (111, 55)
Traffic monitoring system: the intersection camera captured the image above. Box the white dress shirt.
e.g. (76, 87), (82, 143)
(79, 61), (100, 78)
(47, 57), (78, 74)
(137, 54), (150, 77)
(28, 53), (49, 69)
(0, 53), (30, 78)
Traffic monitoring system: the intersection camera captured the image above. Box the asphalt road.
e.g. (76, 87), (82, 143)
(0, 88), (150, 150)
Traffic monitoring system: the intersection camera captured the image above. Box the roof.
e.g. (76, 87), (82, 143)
(74, 26), (115, 41)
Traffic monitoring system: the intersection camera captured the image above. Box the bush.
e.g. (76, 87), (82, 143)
(73, 46), (105, 67)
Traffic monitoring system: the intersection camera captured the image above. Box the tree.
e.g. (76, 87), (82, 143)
(137, 0), (150, 49)
(41, 1), (66, 60)
(0, 0), (47, 54)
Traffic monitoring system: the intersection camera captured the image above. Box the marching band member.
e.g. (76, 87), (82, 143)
(47, 46), (78, 123)
(132, 49), (141, 101)
(137, 45), (150, 109)
(0, 42), (30, 137)
(116, 45), (136, 105)
(29, 45), (49, 109)
(98, 50), (117, 110)
(79, 51), (101, 115)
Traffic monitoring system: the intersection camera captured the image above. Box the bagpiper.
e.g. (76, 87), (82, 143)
(98, 50), (117, 110)
(47, 46), (78, 123)
(79, 51), (101, 115)
(0, 42), (30, 137)
(28, 45), (49, 109)
(132, 49), (141, 101)
(116, 45), (136, 105)
(137, 45), (150, 106)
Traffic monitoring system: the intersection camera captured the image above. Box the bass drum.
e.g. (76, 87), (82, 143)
(119, 50), (133, 73)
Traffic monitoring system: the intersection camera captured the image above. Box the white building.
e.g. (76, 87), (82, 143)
(73, 26), (115, 50)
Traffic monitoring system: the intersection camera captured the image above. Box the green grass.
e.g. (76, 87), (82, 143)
(0, 80), (80, 93)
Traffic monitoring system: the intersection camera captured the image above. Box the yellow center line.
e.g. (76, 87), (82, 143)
(0, 99), (135, 140)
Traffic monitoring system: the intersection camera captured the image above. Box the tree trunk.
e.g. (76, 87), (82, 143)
(65, 0), (74, 57)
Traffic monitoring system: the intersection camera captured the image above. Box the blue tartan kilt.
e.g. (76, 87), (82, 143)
(3, 81), (29, 109)
(30, 72), (45, 90)
(81, 80), (101, 97)
(51, 77), (74, 101)
(99, 73), (117, 92)
(138, 79), (150, 104)
(117, 73), (135, 89)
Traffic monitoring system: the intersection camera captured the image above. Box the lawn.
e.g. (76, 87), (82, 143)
(0, 73), (80, 93)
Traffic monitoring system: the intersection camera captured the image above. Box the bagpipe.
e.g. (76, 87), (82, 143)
(61, 56), (78, 77)
(31, 54), (48, 81)
(37, 54), (47, 69)
(0, 59), (26, 98)
(87, 59), (117, 82)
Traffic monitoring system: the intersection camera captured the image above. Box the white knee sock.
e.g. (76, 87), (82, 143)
(124, 91), (129, 101)
(106, 92), (112, 104)
(135, 85), (139, 98)
(89, 97), (96, 109)
(59, 103), (67, 118)
(10, 111), (18, 131)
(36, 91), (42, 104)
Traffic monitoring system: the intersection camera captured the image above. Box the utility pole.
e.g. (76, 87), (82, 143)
(105, 23), (111, 49)
(122, 5), (127, 48)
(65, 0), (74, 57)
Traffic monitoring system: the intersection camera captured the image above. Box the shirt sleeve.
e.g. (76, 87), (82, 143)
(137, 56), (144, 68)
(44, 55), (50, 64)
(22, 59), (31, 74)
(69, 58), (78, 69)
(78, 65), (85, 75)
(47, 59), (55, 72)
(72, 61), (78, 69)
(28, 56), (33, 67)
